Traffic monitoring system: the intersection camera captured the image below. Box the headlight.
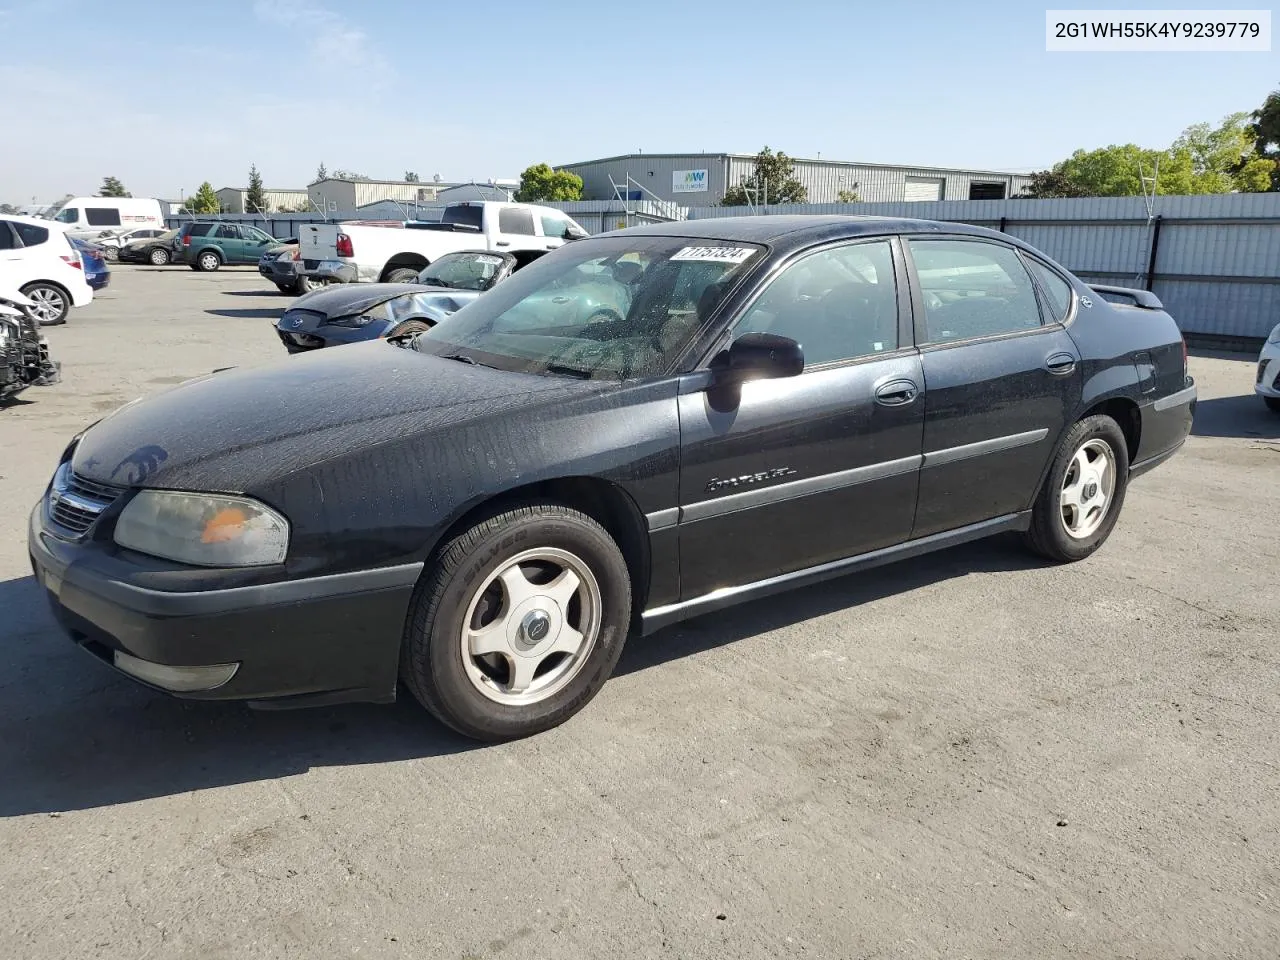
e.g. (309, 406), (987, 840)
(329, 301), (390, 328)
(114, 490), (289, 566)
(1269, 323), (1280, 345)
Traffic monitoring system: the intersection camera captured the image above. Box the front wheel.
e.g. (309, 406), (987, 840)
(386, 319), (431, 339)
(400, 504), (632, 741)
(20, 282), (70, 326)
(385, 267), (420, 283)
(1265, 396), (1280, 414)
(1024, 415), (1130, 563)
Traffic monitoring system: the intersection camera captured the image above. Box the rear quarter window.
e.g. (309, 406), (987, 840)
(14, 222), (49, 246)
(1026, 259), (1073, 322)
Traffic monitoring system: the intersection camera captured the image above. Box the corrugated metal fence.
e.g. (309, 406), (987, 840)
(170, 194), (1280, 342)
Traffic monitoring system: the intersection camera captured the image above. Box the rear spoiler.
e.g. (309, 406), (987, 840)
(1089, 284), (1163, 309)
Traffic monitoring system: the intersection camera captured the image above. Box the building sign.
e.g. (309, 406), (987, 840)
(673, 169), (709, 193)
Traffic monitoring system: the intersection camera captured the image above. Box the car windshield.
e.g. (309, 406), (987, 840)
(417, 252), (506, 291)
(413, 236), (763, 380)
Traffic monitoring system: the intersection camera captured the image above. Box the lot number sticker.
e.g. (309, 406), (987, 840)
(670, 246), (756, 264)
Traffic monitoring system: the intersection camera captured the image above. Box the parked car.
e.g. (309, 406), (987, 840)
(257, 238), (308, 294)
(93, 227), (170, 262)
(118, 229), (179, 266)
(0, 214), (93, 325)
(27, 216), (1196, 742)
(45, 197), (165, 240)
(70, 238), (111, 291)
(296, 201), (587, 285)
(274, 249), (550, 351)
(0, 283), (60, 401)
(173, 222), (280, 271)
(1257, 322), (1280, 413)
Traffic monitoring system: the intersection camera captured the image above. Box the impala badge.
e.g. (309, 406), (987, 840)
(705, 467), (796, 494)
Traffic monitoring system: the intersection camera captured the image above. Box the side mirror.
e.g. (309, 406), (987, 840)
(720, 332), (804, 382)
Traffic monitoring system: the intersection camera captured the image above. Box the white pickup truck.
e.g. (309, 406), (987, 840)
(296, 201), (589, 285)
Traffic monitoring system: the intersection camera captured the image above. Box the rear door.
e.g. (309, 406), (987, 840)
(494, 207), (545, 252)
(677, 237), (924, 598)
(904, 236), (1082, 538)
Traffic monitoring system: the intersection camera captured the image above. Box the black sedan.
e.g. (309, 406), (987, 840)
(274, 249), (546, 352)
(117, 229), (179, 266)
(28, 216), (1195, 741)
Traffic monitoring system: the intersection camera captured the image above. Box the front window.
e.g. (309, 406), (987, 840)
(54, 207), (79, 224)
(417, 252), (506, 291)
(414, 236), (764, 380)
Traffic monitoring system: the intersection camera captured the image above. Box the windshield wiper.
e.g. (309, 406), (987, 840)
(417, 277), (450, 287)
(544, 363), (592, 379)
(441, 353), (479, 365)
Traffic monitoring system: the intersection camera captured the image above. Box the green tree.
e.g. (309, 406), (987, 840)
(721, 147), (807, 206)
(1250, 87), (1280, 189)
(1172, 112), (1272, 193)
(514, 163), (584, 202)
(1018, 168), (1088, 198)
(185, 181), (220, 214)
(99, 176), (131, 198)
(836, 189), (860, 203)
(0, 203), (18, 214)
(404, 170), (420, 183)
(332, 168), (369, 181)
(315, 162), (328, 182)
(246, 163), (268, 213)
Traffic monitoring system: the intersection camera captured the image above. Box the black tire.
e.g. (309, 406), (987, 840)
(1265, 396), (1280, 414)
(1024, 414), (1130, 563)
(149, 247), (170, 266)
(20, 282), (71, 326)
(385, 267), (420, 283)
(401, 504), (632, 741)
(195, 250), (222, 272)
(291, 275), (321, 295)
(387, 319), (431, 338)
(102, 246), (119, 263)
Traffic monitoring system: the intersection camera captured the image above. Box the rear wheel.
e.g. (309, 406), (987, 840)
(1024, 415), (1129, 563)
(149, 247), (170, 266)
(385, 267), (420, 283)
(20, 282), (70, 326)
(1265, 396), (1280, 414)
(196, 250), (222, 272)
(400, 504), (632, 741)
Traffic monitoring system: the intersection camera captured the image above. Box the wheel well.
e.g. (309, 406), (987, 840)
(198, 246), (223, 261)
(427, 477), (651, 624)
(20, 279), (71, 299)
(380, 254), (429, 281)
(1082, 397), (1141, 463)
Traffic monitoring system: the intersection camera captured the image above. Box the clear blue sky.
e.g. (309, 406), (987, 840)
(0, 0), (1274, 201)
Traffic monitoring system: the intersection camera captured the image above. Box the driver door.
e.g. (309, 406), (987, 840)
(676, 238), (925, 598)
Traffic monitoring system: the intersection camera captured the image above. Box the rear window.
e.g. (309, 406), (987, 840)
(14, 222), (49, 246)
(498, 208), (536, 236)
(187, 223), (214, 237)
(86, 208), (122, 227)
(441, 205), (483, 229)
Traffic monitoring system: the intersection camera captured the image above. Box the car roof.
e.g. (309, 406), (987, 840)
(0, 213), (69, 231)
(596, 215), (1011, 251)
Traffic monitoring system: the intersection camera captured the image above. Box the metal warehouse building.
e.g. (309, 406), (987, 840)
(561, 153), (1033, 206)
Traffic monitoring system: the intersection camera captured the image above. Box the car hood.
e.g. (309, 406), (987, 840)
(71, 342), (598, 492)
(292, 282), (428, 318)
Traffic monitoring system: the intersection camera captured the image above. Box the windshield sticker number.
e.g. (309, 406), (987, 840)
(474, 255), (503, 265)
(670, 246), (755, 264)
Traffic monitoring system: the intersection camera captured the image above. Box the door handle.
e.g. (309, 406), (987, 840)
(874, 379), (919, 406)
(1045, 352), (1078, 376)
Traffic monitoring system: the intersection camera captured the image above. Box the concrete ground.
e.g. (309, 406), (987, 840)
(1, 267), (1277, 960)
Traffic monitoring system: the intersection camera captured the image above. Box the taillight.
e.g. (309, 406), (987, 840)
(182, 234), (191, 245)
(1181, 336), (1188, 377)
(60, 254), (82, 270)
(335, 233), (353, 258)
(291, 248), (300, 261)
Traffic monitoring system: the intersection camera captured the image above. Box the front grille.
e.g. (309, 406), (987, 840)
(47, 469), (126, 535)
(1260, 360), (1271, 384)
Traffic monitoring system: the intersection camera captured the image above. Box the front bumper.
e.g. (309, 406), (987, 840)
(259, 259), (299, 285)
(29, 503), (420, 706)
(1256, 348), (1280, 398)
(275, 318), (392, 353)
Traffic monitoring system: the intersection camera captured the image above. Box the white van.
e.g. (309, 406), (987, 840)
(45, 197), (165, 240)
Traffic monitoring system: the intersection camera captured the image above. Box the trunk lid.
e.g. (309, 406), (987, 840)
(298, 223), (339, 262)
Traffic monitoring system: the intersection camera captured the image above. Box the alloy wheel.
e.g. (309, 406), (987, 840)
(26, 287), (66, 324)
(459, 547), (602, 706)
(1060, 438), (1116, 539)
